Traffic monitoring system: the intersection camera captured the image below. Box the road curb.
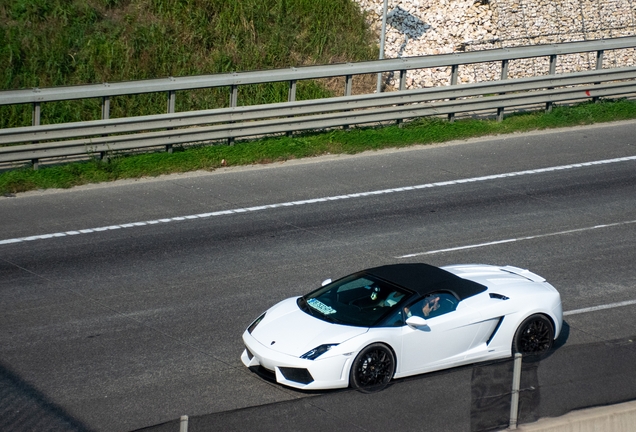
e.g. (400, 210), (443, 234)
(507, 400), (636, 432)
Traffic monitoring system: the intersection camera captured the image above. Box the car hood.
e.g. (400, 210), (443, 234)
(250, 297), (368, 357)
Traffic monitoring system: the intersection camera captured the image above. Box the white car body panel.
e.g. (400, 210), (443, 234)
(241, 264), (563, 390)
(250, 297), (368, 356)
(397, 303), (484, 375)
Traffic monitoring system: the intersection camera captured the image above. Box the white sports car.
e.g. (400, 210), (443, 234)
(241, 263), (562, 391)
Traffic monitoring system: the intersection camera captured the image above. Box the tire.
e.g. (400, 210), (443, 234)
(512, 314), (554, 357)
(349, 343), (396, 392)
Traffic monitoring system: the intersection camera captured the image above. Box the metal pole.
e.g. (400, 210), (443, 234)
(344, 74), (353, 130)
(497, 59), (509, 122)
(99, 96), (111, 159)
(509, 353), (523, 430)
(100, 84), (111, 162)
(545, 54), (557, 112)
(447, 64), (459, 122)
(397, 69), (406, 126)
(593, 50), (604, 103)
(179, 415), (188, 432)
(288, 80), (297, 102)
(287, 80), (297, 136)
(32, 101), (41, 169)
(376, 0), (389, 93)
(32, 101), (40, 127)
(228, 84), (238, 145)
(166, 90), (176, 152)
(101, 97), (110, 120)
(167, 91), (176, 114)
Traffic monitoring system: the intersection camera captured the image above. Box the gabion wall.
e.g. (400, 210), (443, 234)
(355, 0), (636, 89)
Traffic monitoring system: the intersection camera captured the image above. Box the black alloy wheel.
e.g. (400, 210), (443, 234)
(350, 343), (396, 392)
(513, 314), (554, 357)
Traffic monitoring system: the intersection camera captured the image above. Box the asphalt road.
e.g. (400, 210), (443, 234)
(1, 121), (636, 431)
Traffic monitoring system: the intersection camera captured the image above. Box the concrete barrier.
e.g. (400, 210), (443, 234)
(509, 400), (636, 432)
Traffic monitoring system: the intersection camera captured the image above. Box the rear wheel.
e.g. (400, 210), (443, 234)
(512, 314), (554, 357)
(349, 343), (395, 392)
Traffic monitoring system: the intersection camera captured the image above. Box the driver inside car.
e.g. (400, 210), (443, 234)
(405, 293), (457, 319)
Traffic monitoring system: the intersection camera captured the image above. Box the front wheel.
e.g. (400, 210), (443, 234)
(512, 314), (554, 357)
(349, 343), (395, 393)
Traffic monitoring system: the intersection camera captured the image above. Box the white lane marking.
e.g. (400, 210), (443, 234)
(564, 299), (636, 316)
(397, 220), (636, 258)
(1, 155), (635, 246)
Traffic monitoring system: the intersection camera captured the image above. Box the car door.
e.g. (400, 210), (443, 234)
(397, 293), (485, 376)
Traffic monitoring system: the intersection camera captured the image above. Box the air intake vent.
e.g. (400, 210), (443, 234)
(489, 293), (509, 300)
(279, 367), (314, 384)
(487, 317), (505, 345)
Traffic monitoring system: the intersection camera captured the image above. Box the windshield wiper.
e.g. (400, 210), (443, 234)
(297, 297), (316, 317)
(319, 314), (343, 324)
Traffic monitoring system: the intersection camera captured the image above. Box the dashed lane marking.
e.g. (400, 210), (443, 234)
(397, 220), (636, 258)
(1, 155), (635, 246)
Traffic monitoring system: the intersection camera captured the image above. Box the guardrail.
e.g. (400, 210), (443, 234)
(2, 36), (636, 168)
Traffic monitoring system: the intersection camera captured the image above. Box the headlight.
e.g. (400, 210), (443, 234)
(247, 313), (266, 334)
(300, 344), (338, 360)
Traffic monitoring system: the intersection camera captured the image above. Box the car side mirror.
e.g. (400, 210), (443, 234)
(406, 316), (428, 328)
(321, 278), (332, 287)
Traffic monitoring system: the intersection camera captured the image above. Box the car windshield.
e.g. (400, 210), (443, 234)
(298, 273), (413, 327)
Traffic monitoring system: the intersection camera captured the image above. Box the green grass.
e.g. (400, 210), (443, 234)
(0, 0), (377, 126)
(2, 98), (635, 195)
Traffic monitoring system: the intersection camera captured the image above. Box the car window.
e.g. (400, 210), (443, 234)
(379, 308), (405, 327)
(336, 277), (374, 292)
(405, 292), (458, 319)
(300, 274), (412, 327)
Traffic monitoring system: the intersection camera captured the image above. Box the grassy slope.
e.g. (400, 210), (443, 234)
(0, 0), (377, 126)
(2, 1), (636, 195)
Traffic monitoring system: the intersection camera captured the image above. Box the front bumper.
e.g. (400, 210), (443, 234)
(241, 331), (352, 390)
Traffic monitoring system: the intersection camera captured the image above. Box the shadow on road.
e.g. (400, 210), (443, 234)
(0, 361), (93, 432)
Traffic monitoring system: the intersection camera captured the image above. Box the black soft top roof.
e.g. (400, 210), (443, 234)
(365, 263), (486, 301)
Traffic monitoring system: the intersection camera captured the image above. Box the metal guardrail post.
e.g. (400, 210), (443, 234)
(228, 84), (238, 145)
(448, 64), (459, 122)
(595, 50), (605, 70)
(100, 96), (111, 160)
(345, 74), (353, 97)
(497, 59), (509, 122)
(288, 80), (297, 102)
(287, 80), (297, 136)
(179, 415), (188, 432)
(344, 74), (353, 130)
(230, 84), (238, 107)
(397, 69), (407, 126)
(101, 96), (110, 120)
(100, 84), (111, 158)
(509, 352), (523, 430)
(545, 54), (557, 112)
(593, 50), (604, 103)
(31, 100), (41, 169)
(32, 101), (40, 127)
(167, 91), (176, 114)
(399, 70), (407, 91)
(166, 90), (176, 153)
